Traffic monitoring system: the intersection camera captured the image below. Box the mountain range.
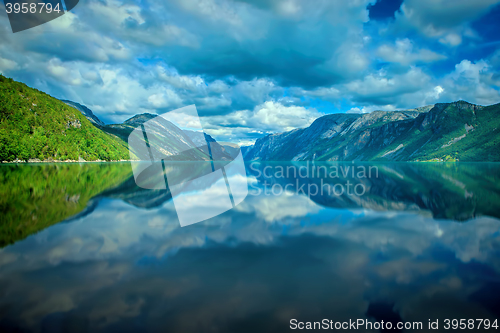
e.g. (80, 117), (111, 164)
(244, 101), (500, 162)
(1, 74), (499, 162)
(0, 75), (231, 162)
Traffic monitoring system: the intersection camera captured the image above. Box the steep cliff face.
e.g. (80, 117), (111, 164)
(244, 101), (500, 161)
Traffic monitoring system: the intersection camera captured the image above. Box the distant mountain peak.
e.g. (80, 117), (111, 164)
(60, 100), (105, 127)
(400, 104), (435, 113)
(123, 113), (159, 126)
(450, 100), (484, 111)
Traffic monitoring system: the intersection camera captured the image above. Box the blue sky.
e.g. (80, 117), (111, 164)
(0, 0), (499, 144)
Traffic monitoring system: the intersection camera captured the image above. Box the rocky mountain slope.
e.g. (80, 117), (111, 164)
(104, 113), (233, 161)
(183, 130), (234, 160)
(61, 100), (105, 127)
(57, 99), (233, 161)
(244, 101), (500, 162)
(104, 114), (212, 161)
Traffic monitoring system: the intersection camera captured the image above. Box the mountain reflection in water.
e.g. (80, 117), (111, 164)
(0, 162), (499, 332)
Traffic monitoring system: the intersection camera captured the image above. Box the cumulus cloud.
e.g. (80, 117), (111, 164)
(336, 56), (499, 112)
(157, 66), (205, 91)
(237, 190), (322, 222)
(147, 90), (182, 108)
(0, 56), (18, 71)
(250, 101), (320, 131)
(345, 67), (432, 105)
(202, 101), (320, 143)
(439, 59), (500, 105)
(377, 38), (447, 65)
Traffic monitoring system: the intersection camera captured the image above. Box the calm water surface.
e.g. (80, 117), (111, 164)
(1, 162), (500, 332)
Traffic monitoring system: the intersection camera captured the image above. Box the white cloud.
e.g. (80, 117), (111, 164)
(0, 8), (130, 63)
(345, 67), (431, 103)
(377, 38), (447, 65)
(46, 59), (85, 86)
(238, 190), (321, 222)
(0, 56), (18, 72)
(276, 0), (302, 17)
(439, 59), (500, 105)
(346, 105), (396, 113)
(346, 107), (365, 114)
(157, 66), (205, 91)
(147, 90), (182, 108)
(428, 85), (444, 99)
(336, 56), (499, 110)
(56, 66), (184, 122)
(251, 101), (320, 132)
(202, 101), (321, 142)
(439, 33), (462, 46)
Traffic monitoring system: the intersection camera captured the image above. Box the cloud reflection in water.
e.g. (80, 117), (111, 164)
(0, 168), (500, 332)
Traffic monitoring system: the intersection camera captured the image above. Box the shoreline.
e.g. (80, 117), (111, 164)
(2, 160), (499, 164)
(1, 159), (136, 164)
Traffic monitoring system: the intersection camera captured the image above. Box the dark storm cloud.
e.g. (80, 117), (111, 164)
(164, 25), (346, 88)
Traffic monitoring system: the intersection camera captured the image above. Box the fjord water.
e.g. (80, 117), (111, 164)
(1, 162), (500, 332)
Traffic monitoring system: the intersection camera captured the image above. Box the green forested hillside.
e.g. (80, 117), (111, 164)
(0, 75), (130, 162)
(374, 102), (500, 161)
